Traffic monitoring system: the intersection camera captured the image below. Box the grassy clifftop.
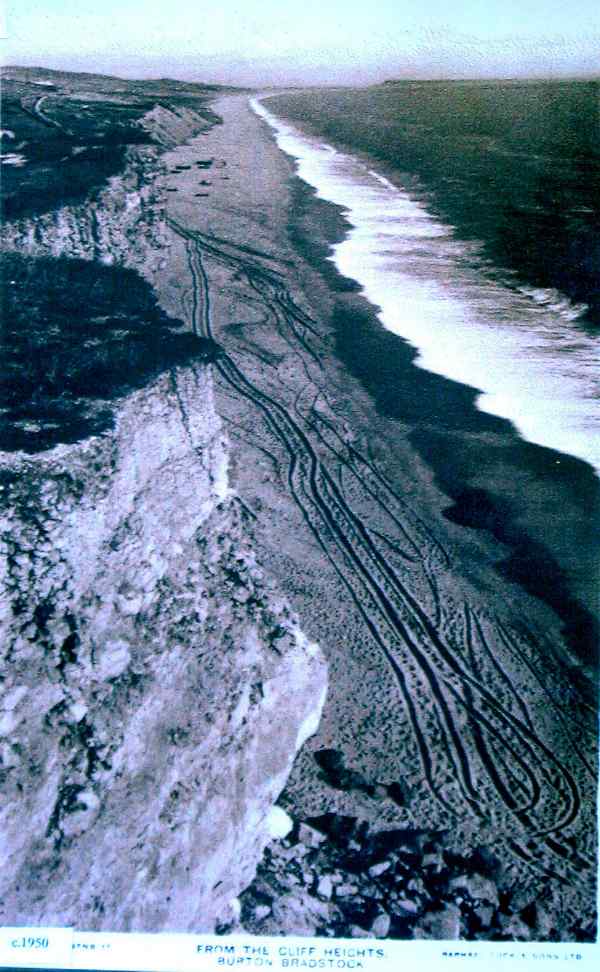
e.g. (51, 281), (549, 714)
(1, 252), (219, 453)
(1, 67), (227, 220)
(0, 67), (227, 452)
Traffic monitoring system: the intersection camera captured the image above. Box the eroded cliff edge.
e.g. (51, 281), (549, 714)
(0, 72), (327, 931)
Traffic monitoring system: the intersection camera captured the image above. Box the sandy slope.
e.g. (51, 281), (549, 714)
(154, 94), (597, 937)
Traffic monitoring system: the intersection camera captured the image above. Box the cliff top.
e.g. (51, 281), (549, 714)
(0, 252), (220, 454)
(1, 65), (238, 95)
(0, 67), (226, 221)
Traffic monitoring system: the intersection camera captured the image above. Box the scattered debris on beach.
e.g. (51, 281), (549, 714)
(231, 814), (592, 942)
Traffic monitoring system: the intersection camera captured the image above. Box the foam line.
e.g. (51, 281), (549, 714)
(251, 97), (600, 474)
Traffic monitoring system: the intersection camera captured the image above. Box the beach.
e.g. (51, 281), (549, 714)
(155, 93), (598, 938)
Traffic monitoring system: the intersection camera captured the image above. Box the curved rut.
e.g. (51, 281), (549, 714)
(167, 215), (596, 883)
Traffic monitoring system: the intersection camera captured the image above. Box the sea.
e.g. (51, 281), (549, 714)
(251, 81), (600, 473)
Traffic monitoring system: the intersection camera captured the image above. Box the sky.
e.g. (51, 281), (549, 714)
(1, 0), (599, 85)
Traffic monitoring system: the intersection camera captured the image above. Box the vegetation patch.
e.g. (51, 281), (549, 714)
(1, 70), (224, 220)
(1, 252), (220, 452)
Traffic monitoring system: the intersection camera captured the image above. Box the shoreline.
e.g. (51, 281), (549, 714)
(259, 86), (600, 332)
(282, 145), (599, 673)
(158, 92), (597, 937)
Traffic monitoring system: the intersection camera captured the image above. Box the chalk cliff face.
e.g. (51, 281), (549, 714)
(0, 100), (327, 932)
(0, 145), (168, 277)
(0, 104), (210, 277)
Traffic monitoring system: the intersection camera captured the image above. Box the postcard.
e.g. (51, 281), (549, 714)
(1, 3), (598, 970)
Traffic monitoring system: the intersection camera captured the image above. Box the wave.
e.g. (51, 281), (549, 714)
(516, 285), (589, 323)
(251, 97), (600, 474)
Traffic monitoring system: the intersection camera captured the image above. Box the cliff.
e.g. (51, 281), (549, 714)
(0, 86), (218, 275)
(0, 364), (326, 931)
(0, 141), (170, 279)
(0, 89), (327, 931)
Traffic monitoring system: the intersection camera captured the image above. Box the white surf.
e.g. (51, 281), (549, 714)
(251, 96), (600, 475)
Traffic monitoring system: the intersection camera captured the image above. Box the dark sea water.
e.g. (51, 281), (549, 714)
(253, 82), (600, 471)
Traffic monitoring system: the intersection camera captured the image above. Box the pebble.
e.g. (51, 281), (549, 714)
(396, 898), (419, 915)
(371, 913), (391, 938)
(317, 875), (334, 900)
(253, 905), (271, 921)
(368, 861), (392, 878)
(298, 823), (326, 848)
(336, 883), (359, 897)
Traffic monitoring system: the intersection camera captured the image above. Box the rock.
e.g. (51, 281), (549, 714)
(414, 904), (462, 940)
(94, 639), (131, 681)
(317, 875), (334, 900)
(67, 702), (88, 723)
(507, 883), (540, 914)
(0, 362), (328, 932)
(232, 587), (251, 604)
(298, 822), (327, 848)
(371, 913), (391, 937)
(228, 898), (242, 919)
(253, 905), (272, 921)
(470, 847), (503, 881)
(396, 898), (419, 915)
(350, 925), (375, 938)
(448, 873), (499, 906)
(270, 891), (330, 937)
(336, 883), (359, 897)
(498, 914), (532, 940)
(473, 903), (495, 928)
(266, 807), (294, 841)
(0, 686), (29, 735)
(406, 877), (427, 896)
(368, 861), (392, 878)
(531, 904), (555, 938)
(59, 789), (100, 838)
(272, 845), (296, 863)
(422, 852), (444, 872)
